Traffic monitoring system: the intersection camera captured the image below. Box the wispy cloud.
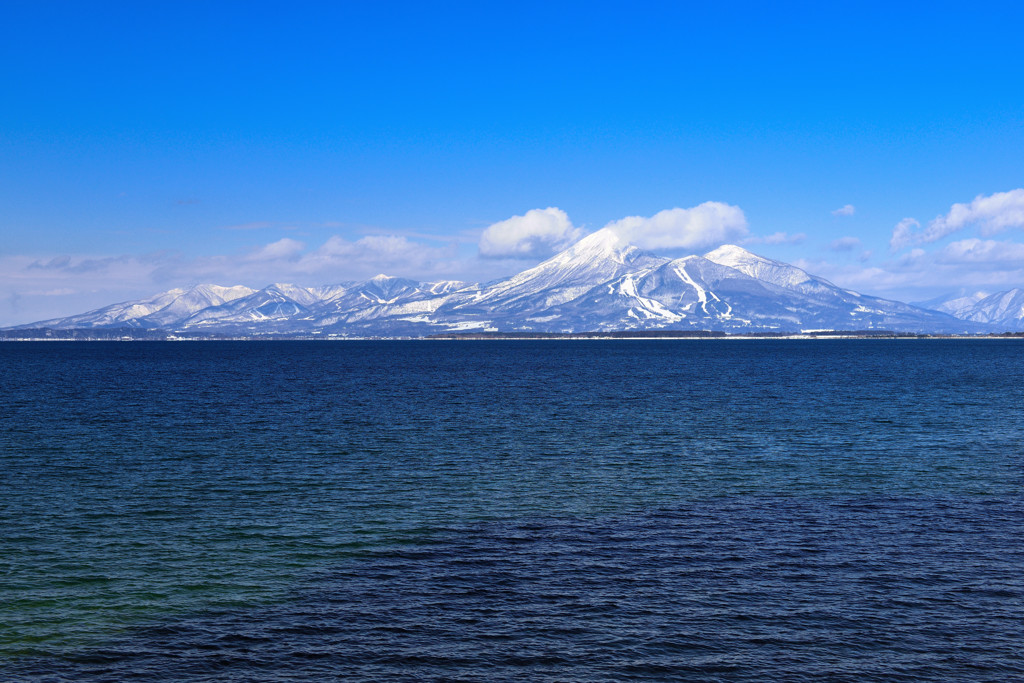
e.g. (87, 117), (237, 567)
(27, 256), (73, 271)
(831, 204), (856, 217)
(928, 188), (1024, 239)
(245, 238), (305, 262)
(890, 189), (1024, 251)
(745, 231), (806, 246)
(889, 217), (922, 251)
(936, 238), (1024, 263)
(830, 236), (861, 251)
(305, 235), (462, 276)
(221, 221), (273, 231)
(799, 237), (1024, 302)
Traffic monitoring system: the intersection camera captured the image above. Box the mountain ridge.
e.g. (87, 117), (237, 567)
(7, 236), (1004, 335)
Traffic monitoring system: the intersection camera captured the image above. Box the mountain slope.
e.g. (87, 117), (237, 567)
(705, 245), (853, 299)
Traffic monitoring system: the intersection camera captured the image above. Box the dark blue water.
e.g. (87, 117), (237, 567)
(2, 340), (1023, 681)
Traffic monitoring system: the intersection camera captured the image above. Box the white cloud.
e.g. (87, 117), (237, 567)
(889, 217), (921, 251)
(830, 236), (861, 251)
(893, 189), (1024, 252)
(796, 238), (1024, 303)
(221, 221), (273, 231)
(750, 231), (806, 245)
(305, 234), (460, 275)
(246, 237), (305, 261)
(478, 207), (584, 259)
(935, 238), (1024, 264)
(313, 236), (465, 278)
(928, 189), (1024, 240)
(604, 201), (748, 250)
(831, 204), (856, 217)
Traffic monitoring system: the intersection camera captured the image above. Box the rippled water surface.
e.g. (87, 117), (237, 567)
(2, 340), (1023, 681)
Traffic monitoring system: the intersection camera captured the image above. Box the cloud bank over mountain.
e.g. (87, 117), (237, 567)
(477, 202), (748, 260)
(6, 189), (1024, 328)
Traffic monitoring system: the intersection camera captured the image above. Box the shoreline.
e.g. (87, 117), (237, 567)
(2, 331), (1023, 342)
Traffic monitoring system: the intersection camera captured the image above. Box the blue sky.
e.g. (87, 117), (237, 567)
(2, 1), (1023, 324)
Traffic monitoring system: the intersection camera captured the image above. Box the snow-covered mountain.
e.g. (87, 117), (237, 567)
(11, 232), (988, 335)
(921, 289), (1024, 329)
(27, 284), (257, 329)
(916, 291), (991, 319)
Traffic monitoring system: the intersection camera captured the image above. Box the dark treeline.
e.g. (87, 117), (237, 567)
(3, 327), (1022, 341)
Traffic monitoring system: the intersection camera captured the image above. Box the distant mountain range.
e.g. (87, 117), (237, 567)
(917, 289), (1024, 330)
(9, 229), (1021, 336)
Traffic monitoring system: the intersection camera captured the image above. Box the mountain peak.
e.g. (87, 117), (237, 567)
(541, 227), (664, 272)
(460, 228), (664, 314)
(704, 243), (846, 297)
(561, 228), (630, 264)
(575, 227), (628, 249)
(940, 287), (1024, 327)
(188, 283), (254, 299)
(261, 283), (319, 306)
(703, 244), (763, 264)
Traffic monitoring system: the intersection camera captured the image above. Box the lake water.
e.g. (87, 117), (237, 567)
(2, 340), (1023, 681)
